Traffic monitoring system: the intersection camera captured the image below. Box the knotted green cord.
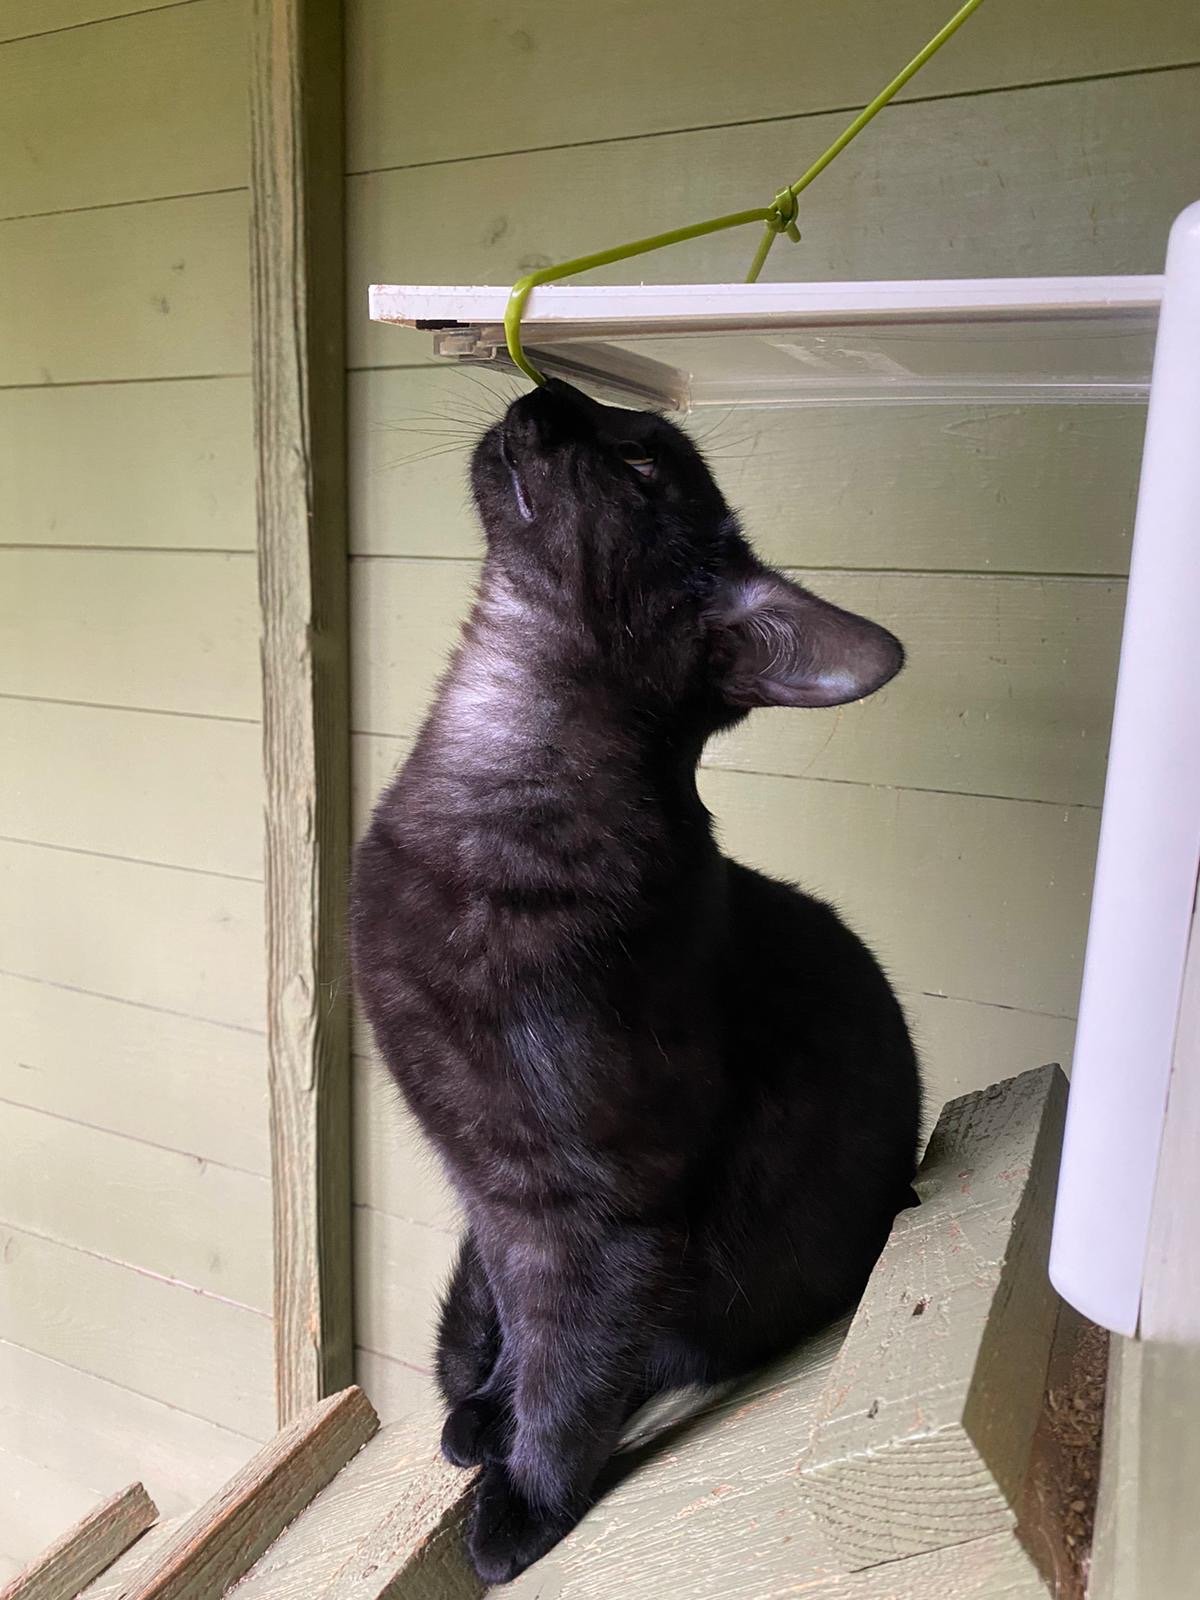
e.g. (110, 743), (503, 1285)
(504, 0), (987, 385)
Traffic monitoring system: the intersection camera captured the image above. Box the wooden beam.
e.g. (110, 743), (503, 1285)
(222, 1412), (476, 1600)
(1134, 1339), (1200, 1599)
(78, 1522), (181, 1600)
(1087, 1335), (1142, 1600)
(798, 1064), (1069, 1569)
(1141, 884), (1200, 1341)
(0, 1483), (157, 1600)
(118, 1386), (377, 1600)
(1014, 1302), (1107, 1600)
(1095, 879), (1200, 1600)
(249, 0), (353, 1422)
(276, 1423), (481, 1600)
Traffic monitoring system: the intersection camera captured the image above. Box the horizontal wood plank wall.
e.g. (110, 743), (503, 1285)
(0, 1342), (254, 1520)
(342, 0), (1200, 1393)
(0, 0), (246, 218)
(346, 0), (1200, 171)
(0, 380), (255, 550)
(0, 0), (268, 1564)
(0, 1448), (104, 1588)
(0, 3), (188, 46)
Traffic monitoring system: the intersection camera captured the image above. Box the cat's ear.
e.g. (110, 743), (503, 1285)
(707, 565), (904, 709)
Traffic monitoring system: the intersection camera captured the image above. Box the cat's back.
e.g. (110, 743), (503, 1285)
(721, 859), (919, 1118)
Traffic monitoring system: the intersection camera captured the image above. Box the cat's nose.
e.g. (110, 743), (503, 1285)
(506, 379), (601, 449)
(542, 377), (593, 409)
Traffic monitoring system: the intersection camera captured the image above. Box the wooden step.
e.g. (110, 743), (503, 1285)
(8, 1066), (1100, 1600)
(0, 1485), (157, 1600)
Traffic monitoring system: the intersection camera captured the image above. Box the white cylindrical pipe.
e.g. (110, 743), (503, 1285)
(1049, 200), (1200, 1336)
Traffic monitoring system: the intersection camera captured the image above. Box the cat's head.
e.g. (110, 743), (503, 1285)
(471, 379), (903, 729)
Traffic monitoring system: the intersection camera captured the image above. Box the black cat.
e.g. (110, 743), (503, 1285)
(351, 379), (921, 1584)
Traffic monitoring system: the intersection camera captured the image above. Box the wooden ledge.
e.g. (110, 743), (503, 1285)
(798, 1063), (1070, 1567)
(11, 1068), (1095, 1600)
(0, 1484), (157, 1600)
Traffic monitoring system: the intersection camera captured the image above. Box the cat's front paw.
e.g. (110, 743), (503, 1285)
(468, 1462), (575, 1585)
(441, 1393), (511, 1468)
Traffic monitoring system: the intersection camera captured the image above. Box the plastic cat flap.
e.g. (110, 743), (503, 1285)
(368, 277), (1163, 409)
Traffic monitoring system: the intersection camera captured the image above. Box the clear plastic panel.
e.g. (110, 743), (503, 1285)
(435, 312), (1158, 409)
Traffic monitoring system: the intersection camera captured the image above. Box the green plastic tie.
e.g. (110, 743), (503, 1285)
(504, 0), (987, 385)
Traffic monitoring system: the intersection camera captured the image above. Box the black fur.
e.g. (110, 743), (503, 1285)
(351, 379), (921, 1584)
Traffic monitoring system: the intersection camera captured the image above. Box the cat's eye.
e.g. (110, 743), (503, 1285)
(616, 441), (655, 478)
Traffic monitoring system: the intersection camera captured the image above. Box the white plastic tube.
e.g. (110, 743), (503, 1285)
(1049, 200), (1200, 1336)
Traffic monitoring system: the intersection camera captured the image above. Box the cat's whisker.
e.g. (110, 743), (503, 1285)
(382, 443), (474, 470)
(377, 424), (479, 439)
(450, 365), (516, 411)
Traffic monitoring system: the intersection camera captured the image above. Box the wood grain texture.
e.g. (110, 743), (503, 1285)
(346, 0), (1200, 171)
(347, 69), (1199, 370)
(0, 841), (264, 1031)
(229, 1413), (478, 1600)
(0, 973), (268, 1175)
(502, 1322), (852, 1600)
(0, 1484), (157, 1600)
(0, 1226), (274, 1438)
(0, 191), (249, 387)
(1013, 1303), (1106, 1600)
(0, 1340), (256, 1526)
(250, 0), (353, 1422)
(306, 1463), (482, 1600)
(1132, 1339), (1200, 1600)
(117, 1386), (378, 1600)
(0, 550), (259, 720)
(242, 1335), (849, 1600)
(77, 1523), (179, 1600)
(0, 1103), (271, 1309)
(0, 0), (245, 220)
(1140, 887), (1200, 1341)
(350, 556), (1124, 806)
(349, 367), (1142, 577)
(795, 1532), (1046, 1600)
(0, 379), (254, 551)
(1087, 1334), (1141, 1600)
(1, 701), (262, 880)
(798, 1065), (1069, 1568)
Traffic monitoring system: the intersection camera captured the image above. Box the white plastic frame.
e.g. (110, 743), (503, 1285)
(1049, 201), (1200, 1337)
(370, 276), (1163, 409)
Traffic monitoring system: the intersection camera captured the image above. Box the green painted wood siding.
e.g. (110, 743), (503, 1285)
(0, 0), (265, 1577)
(342, 0), (1200, 1401)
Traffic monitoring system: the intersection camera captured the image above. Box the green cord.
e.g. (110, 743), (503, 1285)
(503, 207), (775, 384)
(505, 0), (987, 385)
